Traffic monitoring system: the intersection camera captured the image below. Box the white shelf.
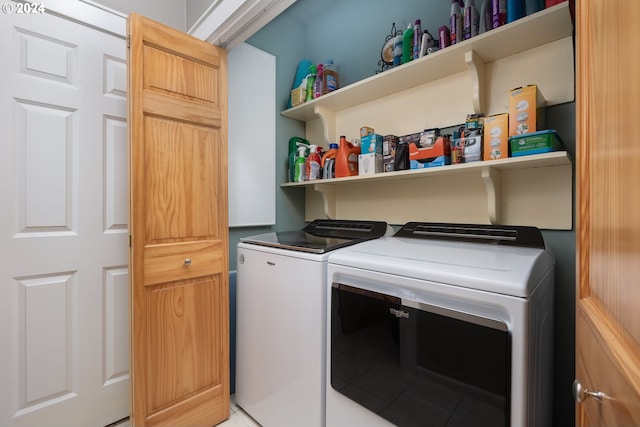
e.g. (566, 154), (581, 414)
(281, 151), (570, 188)
(281, 3), (573, 122)
(279, 3), (574, 230)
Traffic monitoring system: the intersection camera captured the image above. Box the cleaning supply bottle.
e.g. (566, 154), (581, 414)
(305, 145), (321, 181)
(294, 146), (307, 182)
(492, 0), (507, 28)
(321, 143), (338, 179)
(412, 19), (422, 60)
(402, 22), (414, 64)
(479, 0), (491, 33)
(525, 0), (543, 15)
(305, 64), (316, 102)
(393, 34), (403, 66)
(463, 0), (479, 40)
(507, 0), (524, 23)
(449, 0), (463, 45)
(335, 136), (359, 178)
(312, 64), (323, 98)
(288, 137), (309, 182)
(323, 60), (339, 94)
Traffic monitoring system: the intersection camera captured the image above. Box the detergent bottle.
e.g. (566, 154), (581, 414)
(321, 143), (338, 179)
(294, 146), (307, 182)
(335, 136), (359, 178)
(305, 145), (321, 180)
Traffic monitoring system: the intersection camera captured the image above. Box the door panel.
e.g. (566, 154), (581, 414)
(128, 13), (229, 427)
(0, 5), (129, 427)
(575, 0), (640, 425)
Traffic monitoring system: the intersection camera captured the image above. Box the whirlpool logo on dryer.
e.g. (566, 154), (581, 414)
(389, 307), (410, 318)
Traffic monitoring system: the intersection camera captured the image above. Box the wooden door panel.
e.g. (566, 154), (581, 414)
(576, 301), (640, 426)
(576, 0), (640, 424)
(128, 13), (229, 427)
(143, 46), (219, 103)
(143, 117), (219, 242)
(147, 278), (221, 409)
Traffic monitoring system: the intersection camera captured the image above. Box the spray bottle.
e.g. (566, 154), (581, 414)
(288, 137), (309, 182)
(305, 145), (321, 181)
(305, 64), (316, 102)
(294, 146), (307, 182)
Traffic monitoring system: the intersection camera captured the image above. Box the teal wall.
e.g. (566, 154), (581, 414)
(240, 1), (576, 426)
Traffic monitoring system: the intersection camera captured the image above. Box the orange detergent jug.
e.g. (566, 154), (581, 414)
(335, 135), (360, 178)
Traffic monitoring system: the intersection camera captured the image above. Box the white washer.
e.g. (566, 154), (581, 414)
(235, 220), (389, 427)
(326, 222), (555, 427)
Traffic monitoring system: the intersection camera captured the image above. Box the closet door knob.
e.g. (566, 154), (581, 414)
(184, 258), (192, 266)
(573, 379), (603, 404)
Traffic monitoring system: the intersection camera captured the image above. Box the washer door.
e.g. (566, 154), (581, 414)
(330, 282), (511, 427)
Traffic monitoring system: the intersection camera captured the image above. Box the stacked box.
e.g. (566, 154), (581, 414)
(409, 135), (451, 169)
(382, 135), (399, 172)
(358, 153), (383, 175)
(361, 133), (383, 155)
(483, 113), (509, 160)
(509, 84), (546, 136)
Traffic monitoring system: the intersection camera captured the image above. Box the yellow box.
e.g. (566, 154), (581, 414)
(508, 84), (545, 137)
(291, 87), (306, 107)
(483, 113), (509, 160)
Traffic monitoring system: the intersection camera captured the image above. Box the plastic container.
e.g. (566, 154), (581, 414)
(507, 0), (524, 23)
(305, 145), (321, 180)
(479, 0), (492, 34)
(450, 0), (463, 45)
(509, 129), (563, 157)
(492, 0), (507, 28)
(335, 135), (359, 178)
(463, 0), (479, 40)
(412, 20), (422, 60)
(402, 23), (414, 64)
(392, 34), (403, 66)
(288, 137), (309, 182)
(305, 64), (316, 102)
(321, 143), (338, 179)
(312, 64), (323, 99)
(323, 60), (339, 94)
(294, 146), (307, 182)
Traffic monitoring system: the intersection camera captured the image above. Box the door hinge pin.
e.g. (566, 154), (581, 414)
(127, 36), (130, 49)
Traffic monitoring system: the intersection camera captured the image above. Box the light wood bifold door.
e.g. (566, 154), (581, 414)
(127, 13), (229, 427)
(575, 0), (640, 425)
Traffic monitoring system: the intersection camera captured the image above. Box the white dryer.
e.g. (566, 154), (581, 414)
(326, 222), (555, 427)
(235, 220), (389, 427)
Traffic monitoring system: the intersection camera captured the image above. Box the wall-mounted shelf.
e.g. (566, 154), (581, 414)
(281, 3), (573, 124)
(279, 3), (574, 230)
(282, 151), (573, 229)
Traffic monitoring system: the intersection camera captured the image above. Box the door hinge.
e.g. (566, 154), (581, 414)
(127, 35), (130, 49)
(129, 235), (132, 248)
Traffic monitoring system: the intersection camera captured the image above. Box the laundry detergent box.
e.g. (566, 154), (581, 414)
(361, 133), (383, 155)
(508, 84), (546, 137)
(509, 129), (563, 157)
(358, 153), (383, 175)
(483, 113), (509, 160)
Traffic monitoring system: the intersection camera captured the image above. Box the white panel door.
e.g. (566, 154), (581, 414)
(0, 5), (129, 427)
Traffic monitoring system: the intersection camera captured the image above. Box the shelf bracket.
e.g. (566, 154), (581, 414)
(481, 166), (501, 225)
(314, 106), (336, 144)
(313, 183), (336, 219)
(465, 50), (486, 115)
